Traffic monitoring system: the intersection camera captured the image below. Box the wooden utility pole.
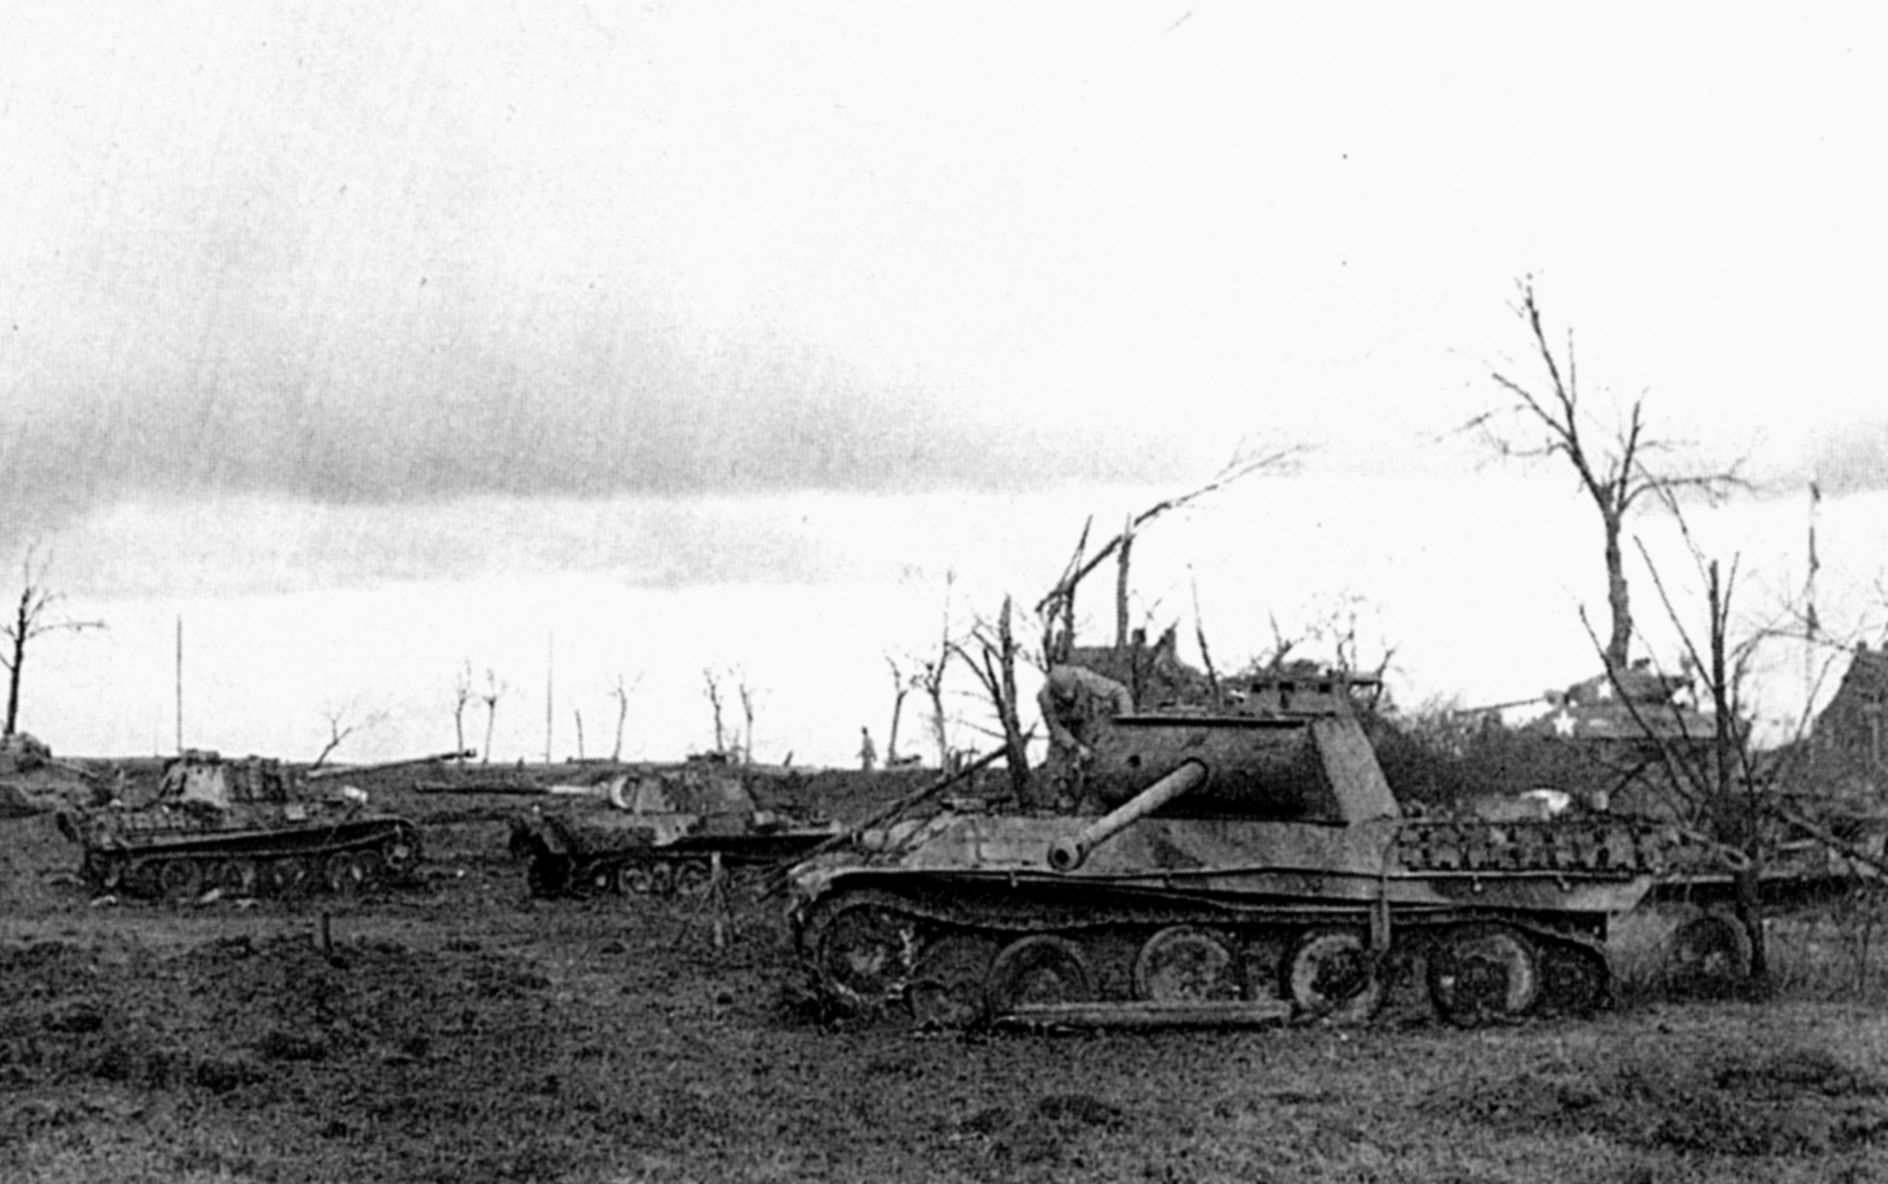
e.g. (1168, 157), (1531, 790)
(175, 615), (183, 753)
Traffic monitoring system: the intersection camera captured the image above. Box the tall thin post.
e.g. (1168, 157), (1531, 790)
(1805, 481), (1820, 716)
(174, 615), (183, 753)
(545, 630), (555, 764)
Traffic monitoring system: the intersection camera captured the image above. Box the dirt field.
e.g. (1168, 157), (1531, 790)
(5, 785), (1888, 1184)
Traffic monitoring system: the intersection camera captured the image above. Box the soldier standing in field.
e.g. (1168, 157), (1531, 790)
(1036, 664), (1134, 813)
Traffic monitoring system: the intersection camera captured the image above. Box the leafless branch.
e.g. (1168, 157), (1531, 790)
(1034, 440), (1305, 617)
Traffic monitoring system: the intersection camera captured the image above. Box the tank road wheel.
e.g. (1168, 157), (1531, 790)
(907, 935), (999, 1029)
(1537, 942), (1609, 1016)
(326, 850), (379, 897)
(1668, 912), (1753, 994)
(209, 859), (260, 898)
(351, 849), (385, 893)
(803, 894), (920, 1011)
(1287, 929), (1382, 1024)
(646, 862), (677, 897)
(621, 861), (659, 895)
(1133, 926), (1243, 1003)
(672, 861), (713, 899)
(157, 859), (205, 902)
(989, 935), (1095, 1014)
(1428, 925), (1540, 1027)
(265, 856), (314, 899)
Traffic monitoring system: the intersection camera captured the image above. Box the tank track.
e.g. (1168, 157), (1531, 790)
(524, 849), (734, 901)
(794, 881), (1612, 1030)
(80, 821), (423, 902)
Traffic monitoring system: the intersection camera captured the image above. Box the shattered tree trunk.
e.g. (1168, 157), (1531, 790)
(4, 620), (23, 737)
(1603, 513), (1633, 672)
(1706, 560), (1768, 981)
(1114, 513), (1133, 650)
(993, 596), (1031, 802)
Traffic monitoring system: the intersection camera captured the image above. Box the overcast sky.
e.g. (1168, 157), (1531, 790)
(6, 3), (1886, 544)
(4, 5), (1888, 763)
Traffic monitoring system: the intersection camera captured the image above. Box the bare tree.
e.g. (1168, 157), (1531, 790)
(886, 579), (960, 769)
(1475, 279), (1745, 671)
(951, 595), (1032, 801)
(312, 699), (389, 769)
(2, 545), (105, 738)
(480, 669), (506, 764)
(702, 667), (729, 756)
(450, 661), (474, 767)
(883, 655), (915, 764)
(609, 672), (641, 762)
(1035, 441), (1305, 634)
(736, 673), (757, 765)
(921, 657), (950, 768)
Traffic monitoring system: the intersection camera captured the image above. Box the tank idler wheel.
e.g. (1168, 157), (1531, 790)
(673, 861), (714, 900)
(157, 859), (205, 903)
(1428, 924), (1540, 1027)
(266, 856), (314, 899)
(1133, 926), (1243, 1003)
(1537, 942), (1609, 1016)
(989, 935), (1095, 1014)
(210, 860), (260, 898)
(1668, 911), (1753, 993)
(1286, 929), (1382, 1024)
(803, 893), (921, 1010)
(908, 935), (999, 1029)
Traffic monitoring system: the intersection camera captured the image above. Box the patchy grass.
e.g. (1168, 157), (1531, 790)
(6, 796), (1888, 1183)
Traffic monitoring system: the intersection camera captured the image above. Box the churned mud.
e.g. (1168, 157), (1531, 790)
(3, 784), (1885, 1184)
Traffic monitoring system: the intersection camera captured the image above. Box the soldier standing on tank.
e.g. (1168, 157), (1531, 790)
(1036, 664), (1134, 813)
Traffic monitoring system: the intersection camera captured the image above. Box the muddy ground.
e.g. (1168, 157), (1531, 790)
(4, 780), (1888, 1183)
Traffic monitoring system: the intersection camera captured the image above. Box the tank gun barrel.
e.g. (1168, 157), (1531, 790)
(305, 750), (475, 781)
(1047, 759), (1207, 872)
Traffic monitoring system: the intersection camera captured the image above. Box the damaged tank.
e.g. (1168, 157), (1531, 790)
(787, 671), (1691, 1029)
(508, 760), (842, 899)
(55, 749), (433, 900)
